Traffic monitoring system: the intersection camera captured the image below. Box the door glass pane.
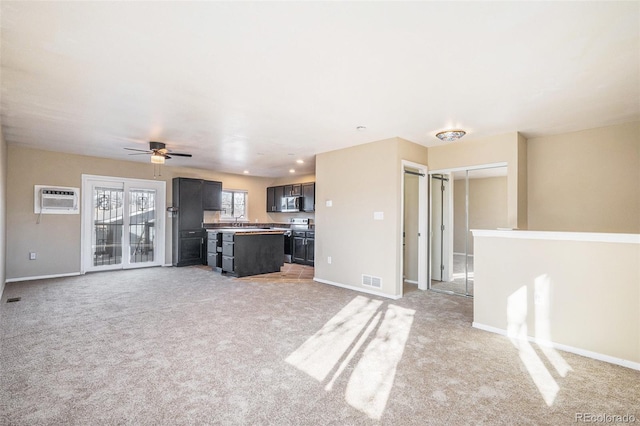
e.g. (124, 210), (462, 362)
(93, 187), (124, 266)
(129, 189), (156, 263)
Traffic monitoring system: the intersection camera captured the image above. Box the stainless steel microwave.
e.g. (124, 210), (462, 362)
(281, 196), (303, 212)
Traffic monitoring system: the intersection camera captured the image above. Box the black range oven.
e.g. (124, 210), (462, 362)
(283, 218), (311, 263)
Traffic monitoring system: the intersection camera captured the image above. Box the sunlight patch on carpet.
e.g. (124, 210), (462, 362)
(345, 304), (415, 420)
(507, 282), (569, 406)
(285, 296), (382, 381)
(286, 295), (415, 420)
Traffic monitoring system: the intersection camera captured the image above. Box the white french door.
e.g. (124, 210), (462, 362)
(81, 175), (166, 273)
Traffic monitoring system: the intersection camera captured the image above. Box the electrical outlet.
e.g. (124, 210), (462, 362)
(327, 256), (332, 264)
(29, 252), (37, 260)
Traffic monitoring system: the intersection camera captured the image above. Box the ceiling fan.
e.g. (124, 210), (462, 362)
(124, 141), (192, 164)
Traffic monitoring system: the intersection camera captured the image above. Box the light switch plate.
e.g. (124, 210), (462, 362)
(326, 200), (333, 207)
(374, 211), (384, 220)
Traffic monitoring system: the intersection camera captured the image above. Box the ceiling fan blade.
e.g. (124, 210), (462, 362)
(164, 155), (172, 159)
(128, 152), (151, 156)
(124, 148), (152, 153)
(168, 152), (192, 157)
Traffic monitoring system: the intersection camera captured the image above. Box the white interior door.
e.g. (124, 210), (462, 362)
(82, 175), (165, 273)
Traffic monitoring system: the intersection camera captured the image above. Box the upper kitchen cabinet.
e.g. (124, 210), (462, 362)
(302, 183), (315, 212)
(266, 187), (276, 212)
(284, 184), (302, 197)
(266, 186), (284, 212)
(202, 180), (222, 211)
(266, 182), (315, 213)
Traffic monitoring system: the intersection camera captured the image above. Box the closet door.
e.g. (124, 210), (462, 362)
(429, 165), (507, 297)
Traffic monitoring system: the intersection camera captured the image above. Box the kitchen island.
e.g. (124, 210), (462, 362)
(207, 229), (285, 277)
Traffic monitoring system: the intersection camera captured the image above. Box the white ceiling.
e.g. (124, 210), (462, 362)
(1, 1), (638, 177)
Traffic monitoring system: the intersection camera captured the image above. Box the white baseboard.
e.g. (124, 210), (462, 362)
(472, 322), (640, 371)
(7, 264), (173, 283)
(313, 277), (402, 300)
(6, 271), (82, 283)
(404, 279), (418, 285)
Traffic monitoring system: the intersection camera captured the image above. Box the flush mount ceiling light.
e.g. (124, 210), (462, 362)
(435, 130), (466, 142)
(296, 159), (304, 164)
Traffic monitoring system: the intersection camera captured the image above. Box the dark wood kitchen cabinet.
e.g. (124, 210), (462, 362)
(220, 232), (284, 277)
(267, 182), (315, 213)
(207, 231), (222, 271)
(174, 178), (203, 229)
(292, 230), (314, 266)
(266, 187), (275, 212)
(202, 180), (222, 211)
(178, 229), (206, 265)
(172, 177), (222, 266)
(266, 186), (284, 212)
(302, 183), (315, 212)
(284, 184), (302, 197)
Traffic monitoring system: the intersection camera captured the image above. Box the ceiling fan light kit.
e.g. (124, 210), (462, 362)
(435, 130), (466, 142)
(124, 141), (193, 164)
(151, 153), (165, 164)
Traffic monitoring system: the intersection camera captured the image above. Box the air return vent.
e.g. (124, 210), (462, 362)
(362, 274), (382, 289)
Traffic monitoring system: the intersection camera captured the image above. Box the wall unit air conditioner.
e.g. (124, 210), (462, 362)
(34, 185), (80, 214)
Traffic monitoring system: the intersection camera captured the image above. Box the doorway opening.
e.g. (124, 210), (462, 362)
(400, 160), (428, 296)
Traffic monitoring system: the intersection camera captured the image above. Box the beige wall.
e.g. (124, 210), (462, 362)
(454, 176), (508, 254)
(427, 132), (525, 229)
(0, 128), (6, 296)
(315, 139), (398, 297)
(6, 146), (274, 280)
(527, 122), (640, 233)
(473, 232), (640, 365)
(315, 137), (427, 298)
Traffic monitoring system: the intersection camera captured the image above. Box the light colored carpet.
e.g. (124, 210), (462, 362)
(1, 266), (638, 425)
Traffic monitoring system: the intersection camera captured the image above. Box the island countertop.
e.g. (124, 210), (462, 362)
(207, 228), (286, 236)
